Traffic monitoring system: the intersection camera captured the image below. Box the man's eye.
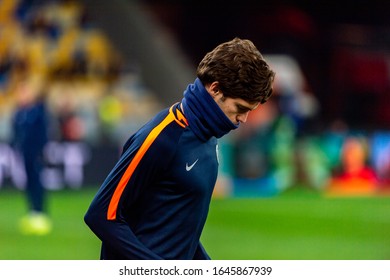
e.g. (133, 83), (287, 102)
(237, 107), (249, 114)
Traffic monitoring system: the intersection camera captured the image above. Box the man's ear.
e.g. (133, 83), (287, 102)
(208, 81), (220, 97)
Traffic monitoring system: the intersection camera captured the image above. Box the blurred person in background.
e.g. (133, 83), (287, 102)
(326, 136), (378, 196)
(84, 37), (275, 260)
(11, 76), (52, 235)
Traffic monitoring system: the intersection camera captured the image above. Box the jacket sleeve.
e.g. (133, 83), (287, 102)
(84, 205), (162, 259)
(84, 123), (176, 260)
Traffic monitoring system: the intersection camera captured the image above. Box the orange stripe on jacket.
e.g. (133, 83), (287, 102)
(107, 106), (181, 220)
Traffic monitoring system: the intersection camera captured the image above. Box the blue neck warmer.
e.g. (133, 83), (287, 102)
(181, 78), (238, 141)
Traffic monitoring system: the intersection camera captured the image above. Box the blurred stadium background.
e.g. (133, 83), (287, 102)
(0, 0), (390, 259)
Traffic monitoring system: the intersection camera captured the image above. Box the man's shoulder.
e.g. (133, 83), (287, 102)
(134, 106), (187, 148)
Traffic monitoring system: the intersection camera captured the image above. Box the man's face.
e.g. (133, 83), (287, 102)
(206, 81), (260, 125)
(213, 93), (260, 125)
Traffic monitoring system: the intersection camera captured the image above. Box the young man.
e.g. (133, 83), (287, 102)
(84, 37), (275, 259)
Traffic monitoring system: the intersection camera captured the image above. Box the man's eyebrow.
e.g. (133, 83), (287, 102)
(236, 103), (255, 112)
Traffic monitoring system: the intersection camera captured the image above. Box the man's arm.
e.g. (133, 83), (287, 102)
(84, 141), (168, 259)
(85, 109), (178, 259)
(84, 205), (163, 259)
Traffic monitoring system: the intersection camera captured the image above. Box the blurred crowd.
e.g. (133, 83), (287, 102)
(216, 53), (390, 197)
(1, 0), (390, 197)
(218, 116), (390, 197)
(0, 0), (162, 146)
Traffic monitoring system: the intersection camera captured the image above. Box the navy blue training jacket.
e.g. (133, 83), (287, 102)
(84, 103), (218, 259)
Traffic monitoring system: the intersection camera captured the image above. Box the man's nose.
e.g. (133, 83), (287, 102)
(237, 112), (249, 123)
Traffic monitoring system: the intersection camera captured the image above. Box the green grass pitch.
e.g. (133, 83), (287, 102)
(0, 187), (389, 260)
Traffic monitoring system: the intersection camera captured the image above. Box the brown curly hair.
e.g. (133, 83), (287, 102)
(197, 37), (275, 104)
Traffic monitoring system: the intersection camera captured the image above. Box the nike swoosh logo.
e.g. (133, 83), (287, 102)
(186, 159), (199, 171)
